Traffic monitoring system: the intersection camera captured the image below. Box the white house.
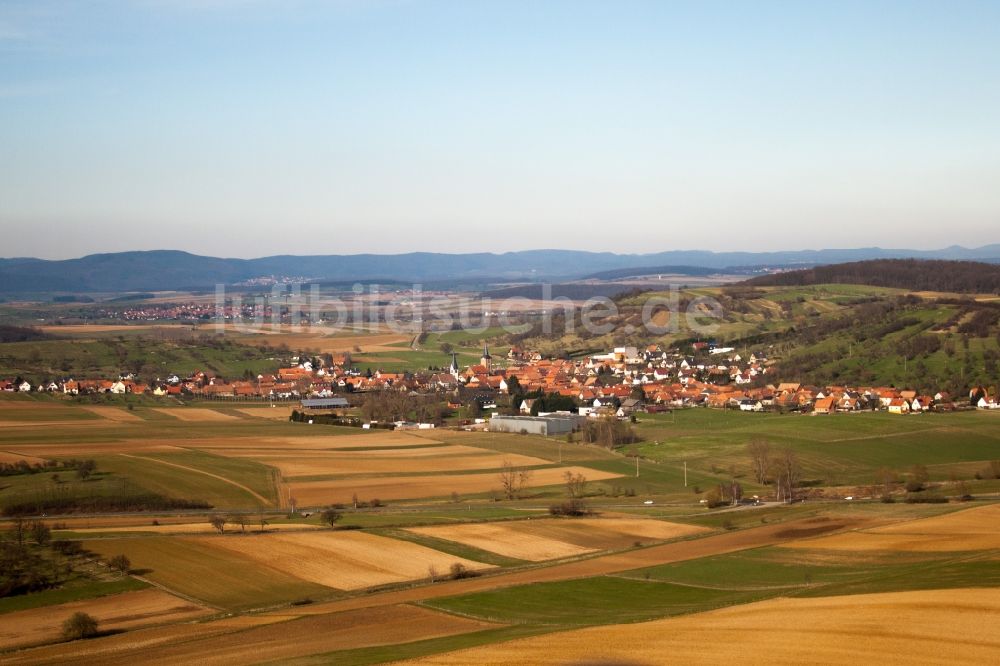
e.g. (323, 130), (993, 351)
(887, 398), (911, 414)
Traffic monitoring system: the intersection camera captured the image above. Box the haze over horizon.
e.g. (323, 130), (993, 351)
(2, 1), (999, 260)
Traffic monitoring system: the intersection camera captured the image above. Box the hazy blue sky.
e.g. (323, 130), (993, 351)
(1, 0), (999, 259)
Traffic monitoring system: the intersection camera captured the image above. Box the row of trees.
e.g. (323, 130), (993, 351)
(358, 390), (449, 424)
(746, 438), (802, 504)
(579, 416), (639, 449)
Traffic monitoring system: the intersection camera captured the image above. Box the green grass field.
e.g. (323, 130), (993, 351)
(0, 576), (148, 615)
(93, 450), (279, 509)
(634, 409), (1000, 488)
(424, 575), (775, 626)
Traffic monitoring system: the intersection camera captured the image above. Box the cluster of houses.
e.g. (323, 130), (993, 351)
(95, 302), (266, 322)
(2, 341), (996, 415)
(471, 345), (994, 416)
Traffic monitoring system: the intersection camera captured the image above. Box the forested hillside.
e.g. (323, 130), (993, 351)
(744, 259), (1000, 293)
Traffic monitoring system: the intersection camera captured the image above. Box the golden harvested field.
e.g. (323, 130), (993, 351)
(0, 420), (105, 429)
(402, 588), (1000, 666)
(38, 324), (190, 335)
(67, 522), (323, 535)
(52, 515), (223, 529)
(150, 408), (239, 422)
(204, 530), (494, 590)
(189, 432), (439, 450)
(223, 325), (413, 354)
(5, 604), (496, 666)
(410, 521), (594, 561)
(81, 406), (146, 422)
(409, 518), (710, 561)
(232, 406), (295, 420)
(0, 450), (47, 464)
(273, 516), (866, 618)
(4, 441), (181, 457)
(287, 465), (621, 504)
(215, 444), (496, 459)
(784, 504), (1000, 553)
(0, 589), (210, 650)
(228, 449), (549, 477)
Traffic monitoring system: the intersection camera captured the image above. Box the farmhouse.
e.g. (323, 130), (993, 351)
(813, 397), (836, 414)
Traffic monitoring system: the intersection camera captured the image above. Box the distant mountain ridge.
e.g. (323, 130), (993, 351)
(1, 245), (999, 294)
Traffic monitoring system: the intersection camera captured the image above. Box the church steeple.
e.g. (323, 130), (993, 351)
(449, 352), (460, 379)
(480, 344), (492, 373)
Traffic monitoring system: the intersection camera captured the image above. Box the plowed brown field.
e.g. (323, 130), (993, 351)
(0, 589), (209, 650)
(784, 504), (1000, 553)
(3, 604), (496, 666)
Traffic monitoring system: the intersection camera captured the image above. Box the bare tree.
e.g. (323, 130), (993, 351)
(498, 459), (532, 500)
(228, 513), (248, 534)
(10, 516), (28, 547)
(108, 554), (131, 575)
(62, 612), (99, 640)
(875, 467), (899, 499)
(564, 470), (588, 498)
(771, 448), (801, 504)
(320, 507), (342, 527)
(747, 437), (771, 485)
(728, 478), (743, 506)
(209, 515), (226, 534)
(257, 510), (269, 533)
(29, 521), (51, 546)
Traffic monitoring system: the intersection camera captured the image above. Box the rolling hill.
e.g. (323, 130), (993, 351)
(2, 246), (1000, 294)
(744, 259), (1000, 293)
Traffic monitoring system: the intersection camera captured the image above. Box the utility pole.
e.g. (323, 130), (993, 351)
(684, 461), (687, 487)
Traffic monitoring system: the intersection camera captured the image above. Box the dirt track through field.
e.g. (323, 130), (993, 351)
(118, 453), (274, 506)
(400, 587), (1000, 666)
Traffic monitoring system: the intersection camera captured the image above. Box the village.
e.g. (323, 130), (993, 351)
(3, 340), (997, 418)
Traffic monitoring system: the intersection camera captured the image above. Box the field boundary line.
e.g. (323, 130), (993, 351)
(129, 572), (222, 611)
